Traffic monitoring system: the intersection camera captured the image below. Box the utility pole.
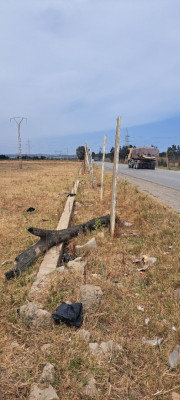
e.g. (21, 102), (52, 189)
(10, 117), (27, 169)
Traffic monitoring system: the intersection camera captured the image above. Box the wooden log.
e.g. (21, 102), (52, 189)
(5, 214), (113, 280)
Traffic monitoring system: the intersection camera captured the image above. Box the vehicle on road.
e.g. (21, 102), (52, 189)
(128, 146), (159, 169)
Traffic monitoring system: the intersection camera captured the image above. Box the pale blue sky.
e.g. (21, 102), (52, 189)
(0, 0), (180, 154)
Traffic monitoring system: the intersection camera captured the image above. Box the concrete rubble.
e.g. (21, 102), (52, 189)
(75, 238), (97, 256)
(78, 329), (91, 341)
(19, 302), (52, 329)
(67, 257), (86, 273)
(39, 363), (55, 384)
(89, 340), (122, 357)
(80, 284), (103, 310)
(29, 383), (59, 400)
(82, 377), (98, 398)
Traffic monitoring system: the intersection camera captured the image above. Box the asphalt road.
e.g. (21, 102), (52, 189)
(96, 162), (180, 213)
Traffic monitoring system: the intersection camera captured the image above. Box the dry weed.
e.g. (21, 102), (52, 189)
(0, 161), (179, 399)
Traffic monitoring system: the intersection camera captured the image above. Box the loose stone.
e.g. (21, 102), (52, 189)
(80, 284), (103, 310)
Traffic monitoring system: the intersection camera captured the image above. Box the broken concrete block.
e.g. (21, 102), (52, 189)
(39, 363), (55, 384)
(20, 302), (39, 320)
(100, 340), (113, 354)
(75, 238), (97, 256)
(19, 302), (52, 329)
(80, 284), (103, 310)
(29, 383), (59, 400)
(82, 378), (98, 398)
(89, 340), (122, 358)
(67, 258), (86, 273)
(34, 309), (53, 329)
(174, 288), (180, 301)
(89, 343), (100, 355)
(79, 329), (91, 341)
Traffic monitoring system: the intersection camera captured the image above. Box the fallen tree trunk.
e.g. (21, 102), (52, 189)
(5, 214), (113, 280)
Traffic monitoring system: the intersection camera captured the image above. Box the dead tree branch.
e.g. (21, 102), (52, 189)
(5, 214), (114, 279)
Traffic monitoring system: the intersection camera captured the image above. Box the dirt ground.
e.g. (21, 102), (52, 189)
(0, 160), (180, 400)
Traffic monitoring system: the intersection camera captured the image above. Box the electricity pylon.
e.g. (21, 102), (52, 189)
(10, 117), (27, 169)
(125, 128), (130, 147)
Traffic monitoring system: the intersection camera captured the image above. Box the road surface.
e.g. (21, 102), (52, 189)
(96, 162), (180, 213)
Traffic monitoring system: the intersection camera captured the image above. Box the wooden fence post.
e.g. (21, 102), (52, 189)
(110, 116), (121, 236)
(100, 135), (107, 201)
(85, 143), (90, 170)
(85, 143), (95, 188)
(89, 149), (95, 188)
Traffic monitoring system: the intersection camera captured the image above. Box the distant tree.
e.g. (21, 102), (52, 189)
(0, 154), (9, 160)
(167, 144), (180, 158)
(110, 147), (114, 161)
(92, 151), (95, 159)
(119, 145), (130, 159)
(76, 146), (85, 160)
(98, 147), (103, 161)
(159, 151), (166, 157)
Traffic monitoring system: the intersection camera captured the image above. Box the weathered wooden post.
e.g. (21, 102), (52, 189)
(83, 149), (86, 174)
(100, 135), (107, 201)
(110, 116), (121, 236)
(85, 143), (95, 188)
(85, 143), (90, 170)
(89, 149), (95, 188)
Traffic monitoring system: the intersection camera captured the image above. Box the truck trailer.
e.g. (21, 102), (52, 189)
(128, 147), (159, 169)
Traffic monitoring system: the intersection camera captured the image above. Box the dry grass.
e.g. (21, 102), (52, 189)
(0, 160), (180, 400)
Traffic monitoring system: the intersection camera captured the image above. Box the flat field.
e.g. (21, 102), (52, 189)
(0, 160), (180, 400)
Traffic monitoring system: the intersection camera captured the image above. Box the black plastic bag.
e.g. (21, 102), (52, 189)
(26, 207), (35, 212)
(52, 302), (83, 327)
(63, 253), (75, 263)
